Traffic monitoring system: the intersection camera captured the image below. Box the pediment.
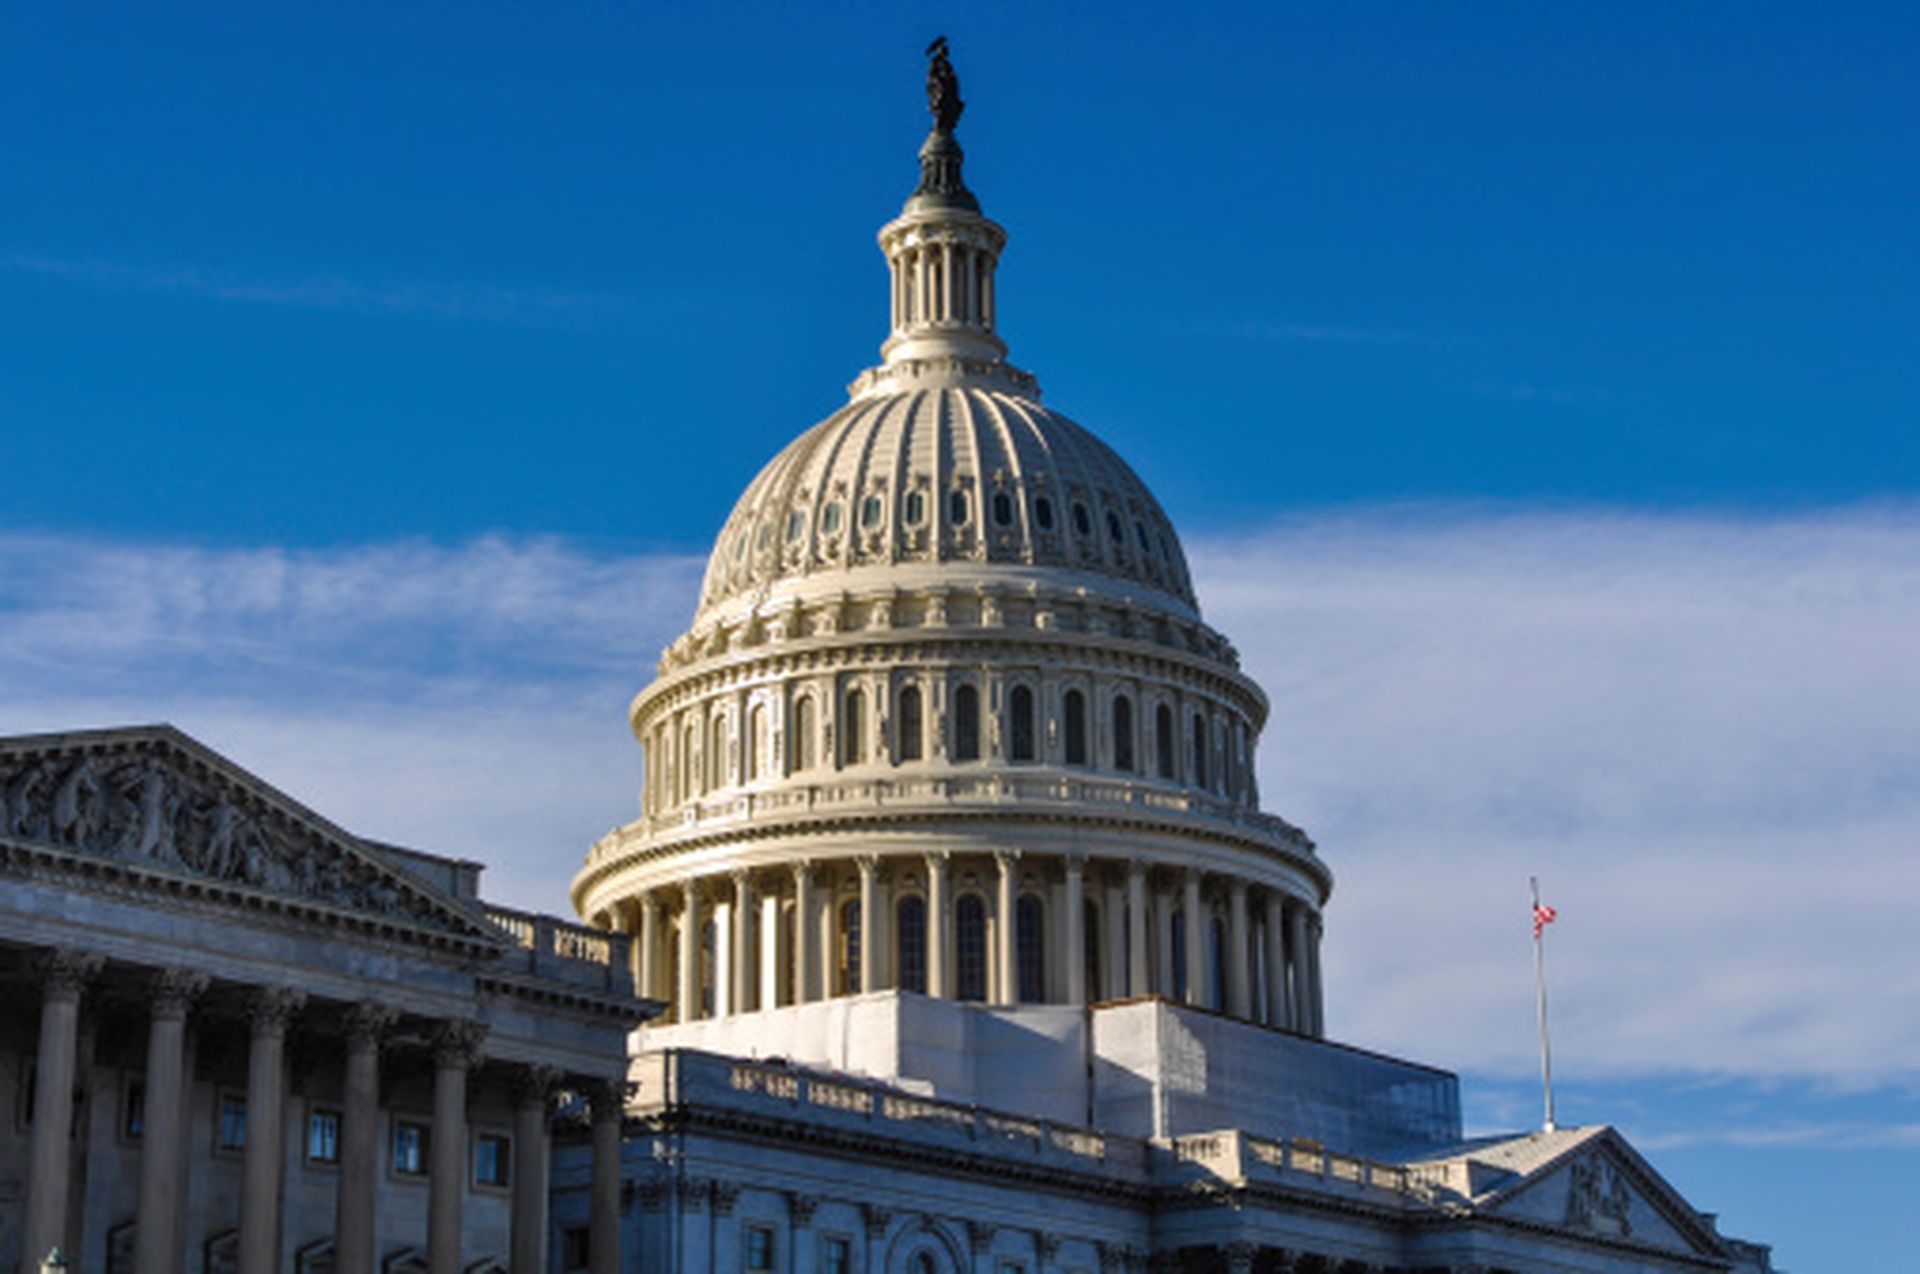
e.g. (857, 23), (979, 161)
(0, 725), (500, 945)
(1478, 1129), (1727, 1258)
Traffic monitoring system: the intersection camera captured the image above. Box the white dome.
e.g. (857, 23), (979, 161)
(696, 385), (1197, 624)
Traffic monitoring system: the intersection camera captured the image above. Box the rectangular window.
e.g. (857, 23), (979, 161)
(122, 1079), (145, 1141)
(217, 1093), (247, 1152)
(562, 1228), (591, 1272)
(473, 1132), (510, 1188)
(744, 1225), (774, 1272)
(307, 1108), (341, 1164)
(392, 1119), (429, 1176)
(822, 1236), (852, 1274)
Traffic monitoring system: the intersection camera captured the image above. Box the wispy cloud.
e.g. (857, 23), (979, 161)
(0, 251), (630, 326)
(2, 507), (1917, 1087)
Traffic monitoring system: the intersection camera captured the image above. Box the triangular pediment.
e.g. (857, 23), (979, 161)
(1476, 1128), (1728, 1258)
(0, 725), (502, 946)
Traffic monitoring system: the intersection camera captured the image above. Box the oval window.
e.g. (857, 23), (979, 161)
(992, 491), (1014, 526)
(948, 489), (970, 526)
(821, 501), (843, 534)
(1136, 520), (1151, 552)
(755, 521), (772, 551)
(785, 510), (805, 543)
(1106, 510), (1124, 542)
(1072, 502), (1091, 536)
(733, 532), (749, 561)
(861, 494), (883, 529)
(1034, 497), (1054, 530)
(905, 490), (926, 526)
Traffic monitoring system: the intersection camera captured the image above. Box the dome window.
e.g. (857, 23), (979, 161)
(905, 490), (927, 526)
(785, 511), (805, 544)
(1106, 510), (1124, 543)
(1072, 502), (1091, 536)
(948, 489), (970, 526)
(1135, 520), (1151, 553)
(821, 501), (844, 535)
(733, 533), (749, 562)
(755, 522), (772, 551)
(860, 494), (884, 529)
(1034, 497), (1055, 530)
(992, 491), (1014, 526)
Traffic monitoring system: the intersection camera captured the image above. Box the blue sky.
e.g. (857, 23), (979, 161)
(3, 5), (1918, 1269)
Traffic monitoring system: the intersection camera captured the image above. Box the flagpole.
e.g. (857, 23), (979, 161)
(1531, 875), (1557, 1132)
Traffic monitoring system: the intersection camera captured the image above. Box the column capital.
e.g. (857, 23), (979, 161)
(1223, 1242), (1256, 1274)
(245, 985), (307, 1035)
(1037, 1232), (1063, 1264)
(862, 1203), (892, 1239)
(511, 1063), (563, 1110)
(1061, 852), (1087, 873)
(1126, 858), (1148, 880)
(584, 1075), (628, 1123)
(855, 853), (880, 878)
(148, 967), (210, 1020)
(36, 946), (104, 1000)
(786, 1192), (821, 1227)
(993, 848), (1022, 868)
(639, 890), (662, 917)
(431, 1018), (487, 1070)
(965, 1220), (994, 1254)
(730, 867), (753, 888)
(343, 1001), (399, 1048)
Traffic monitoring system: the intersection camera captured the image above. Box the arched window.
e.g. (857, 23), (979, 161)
(896, 895), (927, 994)
(1033, 497), (1055, 530)
(792, 697), (815, 772)
(913, 1255), (938, 1274)
(992, 491), (1014, 526)
(838, 898), (861, 995)
(1156, 705), (1176, 780)
(1009, 685), (1036, 762)
(955, 895), (987, 1002)
(948, 489), (970, 527)
(1016, 895), (1046, 1003)
(1171, 909), (1188, 1001)
(709, 715), (727, 791)
(682, 723), (698, 800)
(701, 919), (717, 1017)
(1210, 917), (1227, 1012)
(1191, 713), (1209, 789)
(898, 684), (924, 762)
(905, 490), (926, 526)
(1084, 898), (1102, 1003)
(746, 705), (766, 781)
(1063, 689), (1088, 766)
(1113, 694), (1135, 772)
(952, 684), (981, 762)
(842, 688), (865, 766)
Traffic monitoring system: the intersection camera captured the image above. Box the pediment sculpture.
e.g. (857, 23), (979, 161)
(1565, 1151), (1634, 1237)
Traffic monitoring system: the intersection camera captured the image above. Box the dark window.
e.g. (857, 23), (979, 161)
(1136, 520), (1152, 553)
(1063, 690), (1087, 765)
(843, 688), (865, 765)
(861, 495), (883, 529)
(392, 1120), (428, 1176)
(1106, 510), (1124, 542)
(306, 1109), (340, 1164)
(474, 1132), (510, 1188)
(822, 1238), (852, 1274)
(839, 899), (862, 995)
(1009, 685), (1036, 762)
(898, 684), (924, 761)
(792, 697), (815, 771)
(563, 1227), (591, 1272)
(1211, 918), (1228, 1011)
(1192, 714), (1209, 789)
(992, 491), (1014, 525)
(905, 490), (926, 526)
(785, 510), (804, 543)
(897, 895), (927, 994)
(952, 684), (981, 762)
(948, 489), (970, 526)
(1113, 695), (1135, 772)
(821, 501), (843, 535)
(956, 895), (988, 1002)
(746, 1225), (775, 1272)
(1084, 899), (1102, 1003)
(1072, 502), (1091, 536)
(702, 919), (717, 1015)
(1156, 705), (1176, 779)
(1033, 497), (1054, 530)
(1016, 895), (1045, 1003)
(217, 1094), (247, 1151)
(914, 1255), (939, 1274)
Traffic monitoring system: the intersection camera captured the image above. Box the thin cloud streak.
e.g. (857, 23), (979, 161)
(0, 251), (631, 326)
(1, 507), (1916, 1088)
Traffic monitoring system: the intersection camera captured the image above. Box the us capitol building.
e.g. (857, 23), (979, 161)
(4, 43), (1775, 1274)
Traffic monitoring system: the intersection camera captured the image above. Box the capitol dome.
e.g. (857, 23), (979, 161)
(573, 56), (1329, 1047)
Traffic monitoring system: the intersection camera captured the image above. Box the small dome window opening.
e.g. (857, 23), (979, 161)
(905, 489), (927, 526)
(1033, 497), (1055, 530)
(861, 494), (884, 529)
(948, 489), (970, 526)
(992, 491), (1014, 526)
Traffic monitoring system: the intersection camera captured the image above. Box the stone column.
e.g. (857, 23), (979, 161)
(637, 892), (660, 1002)
(588, 1078), (624, 1274)
(428, 1020), (486, 1274)
(857, 856), (879, 994)
(1226, 879), (1252, 1019)
(1101, 872), (1126, 1001)
(1153, 883), (1174, 998)
(1181, 870), (1205, 1006)
(759, 887), (782, 1010)
(335, 1003), (395, 1274)
(925, 852), (951, 999)
(23, 948), (102, 1272)
(994, 851), (1019, 1004)
(239, 987), (305, 1274)
(1264, 892), (1290, 1028)
(1288, 902), (1311, 1033)
(1307, 913), (1326, 1037)
(1127, 862), (1150, 999)
(730, 870), (753, 1014)
(135, 968), (207, 1274)
(510, 1066), (558, 1274)
(792, 863), (816, 1004)
(678, 879), (701, 1021)
(1063, 855), (1086, 1006)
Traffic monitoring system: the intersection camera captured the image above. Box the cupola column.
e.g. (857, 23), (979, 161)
(926, 852), (952, 999)
(1127, 862), (1151, 998)
(1182, 870), (1206, 1007)
(679, 880), (701, 1021)
(730, 870), (753, 1014)
(1227, 879), (1252, 1018)
(792, 863), (817, 1004)
(994, 851), (1019, 1005)
(1287, 901), (1311, 1033)
(1264, 892), (1290, 1028)
(1063, 855), (1087, 1005)
(857, 856), (880, 994)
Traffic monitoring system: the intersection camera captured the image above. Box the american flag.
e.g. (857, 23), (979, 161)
(1533, 901), (1558, 938)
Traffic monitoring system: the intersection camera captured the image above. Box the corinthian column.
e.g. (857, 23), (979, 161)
(1287, 902), (1310, 1033)
(994, 851), (1019, 1005)
(1062, 855), (1086, 1006)
(857, 856), (879, 995)
(135, 968), (208, 1274)
(1181, 870), (1205, 1007)
(1263, 892), (1289, 1028)
(792, 863), (816, 1004)
(23, 948), (103, 1272)
(678, 880), (701, 1021)
(637, 891), (660, 1001)
(1226, 879), (1251, 1019)
(239, 987), (305, 1274)
(428, 1020), (487, 1274)
(925, 852), (951, 999)
(587, 1078), (625, 1274)
(1127, 861), (1150, 999)
(335, 1003), (395, 1274)
(511, 1066), (560, 1274)
(730, 870), (753, 1014)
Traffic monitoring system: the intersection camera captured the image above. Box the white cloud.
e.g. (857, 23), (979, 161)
(3, 507), (1916, 1087)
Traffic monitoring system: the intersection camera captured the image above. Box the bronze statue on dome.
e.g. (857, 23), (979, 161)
(926, 36), (964, 135)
